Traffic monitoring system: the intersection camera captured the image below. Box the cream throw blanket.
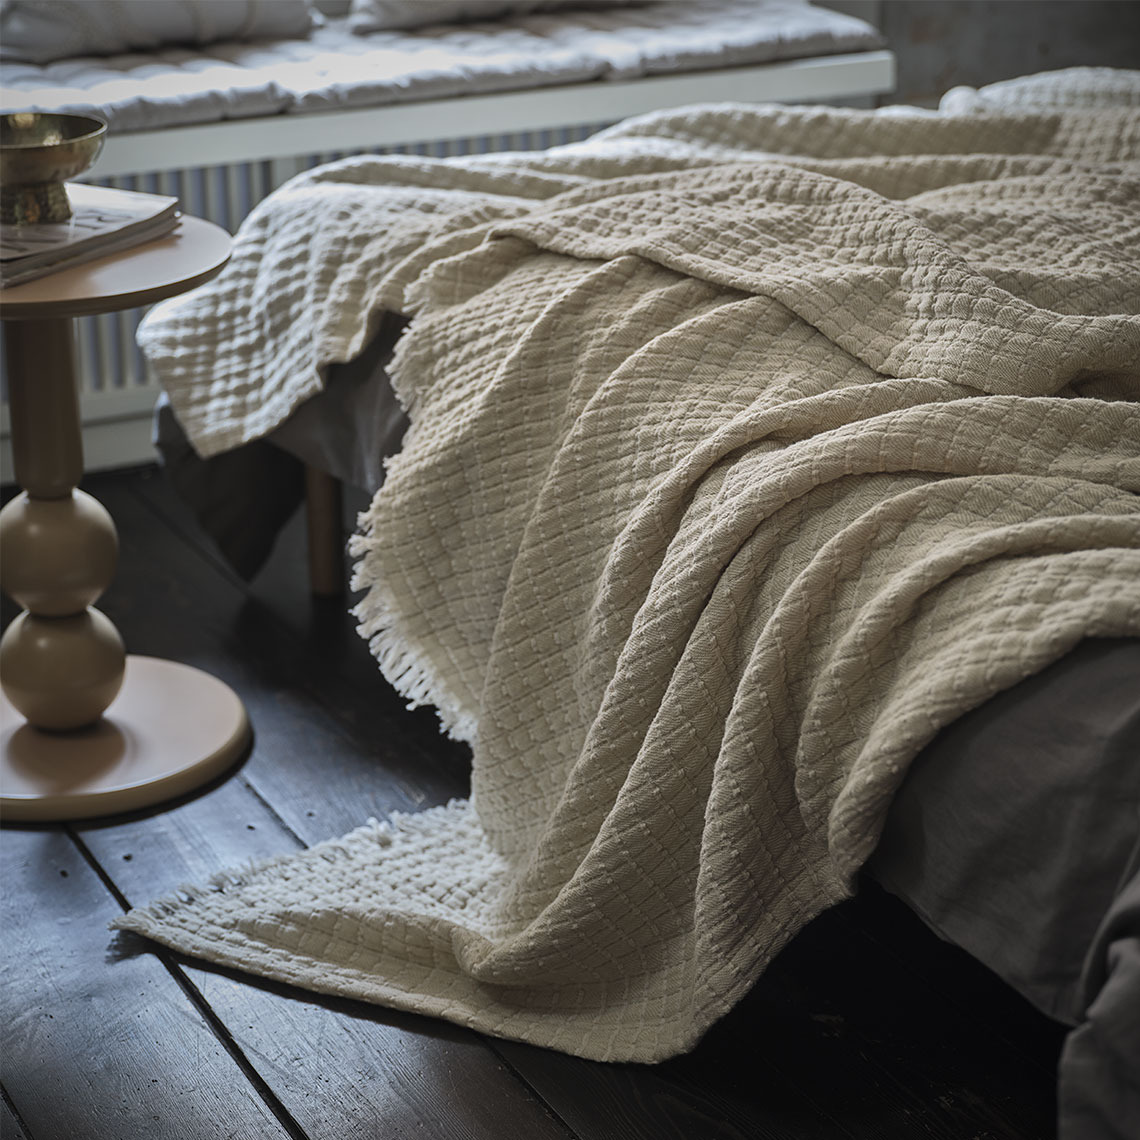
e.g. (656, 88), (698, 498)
(123, 89), (1140, 1062)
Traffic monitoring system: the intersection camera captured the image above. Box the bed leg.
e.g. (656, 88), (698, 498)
(304, 465), (345, 597)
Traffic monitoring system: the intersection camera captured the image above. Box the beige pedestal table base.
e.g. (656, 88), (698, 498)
(0, 216), (250, 821)
(0, 656), (250, 821)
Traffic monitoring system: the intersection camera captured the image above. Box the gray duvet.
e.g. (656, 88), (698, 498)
(871, 637), (1140, 1139)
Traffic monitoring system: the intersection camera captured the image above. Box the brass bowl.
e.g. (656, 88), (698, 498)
(1, 112), (107, 225)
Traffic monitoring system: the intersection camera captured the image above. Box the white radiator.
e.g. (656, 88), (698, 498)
(0, 123), (609, 481)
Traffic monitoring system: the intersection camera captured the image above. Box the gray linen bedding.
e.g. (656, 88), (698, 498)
(872, 637), (1140, 1140)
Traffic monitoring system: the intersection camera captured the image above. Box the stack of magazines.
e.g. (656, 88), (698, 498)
(0, 183), (180, 288)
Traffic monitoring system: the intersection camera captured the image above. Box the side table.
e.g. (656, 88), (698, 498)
(0, 215), (250, 821)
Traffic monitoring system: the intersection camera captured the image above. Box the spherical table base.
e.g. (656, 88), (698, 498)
(0, 655), (250, 822)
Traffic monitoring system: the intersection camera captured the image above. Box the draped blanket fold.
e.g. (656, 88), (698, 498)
(121, 99), (1140, 1062)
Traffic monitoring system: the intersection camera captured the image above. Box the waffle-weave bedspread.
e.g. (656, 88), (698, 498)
(121, 97), (1140, 1061)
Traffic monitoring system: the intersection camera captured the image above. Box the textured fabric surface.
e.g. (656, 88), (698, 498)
(348, 0), (601, 34)
(122, 90), (1140, 1062)
(153, 320), (408, 580)
(0, 0), (315, 64)
(1059, 864), (1140, 1140)
(138, 89), (1140, 457)
(940, 66), (1140, 113)
(0, 0), (882, 133)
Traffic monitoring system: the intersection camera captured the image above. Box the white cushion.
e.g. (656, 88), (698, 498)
(0, 0), (316, 64)
(0, 2), (885, 134)
(349, 0), (578, 34)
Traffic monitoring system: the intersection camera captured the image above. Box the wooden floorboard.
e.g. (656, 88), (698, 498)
(2, 467), (1065, 1140)
(124, 469), (473, 824)
(1, 827), (296, 1140)
(751, 898), (1060, 1138)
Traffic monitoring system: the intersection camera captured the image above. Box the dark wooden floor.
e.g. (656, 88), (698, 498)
(2, 466), (1069, 1140)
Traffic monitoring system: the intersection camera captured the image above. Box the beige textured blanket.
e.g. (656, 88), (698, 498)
(123, 94), (1140, 1062)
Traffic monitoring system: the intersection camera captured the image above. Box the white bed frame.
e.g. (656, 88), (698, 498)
(0, 47), (895, 484)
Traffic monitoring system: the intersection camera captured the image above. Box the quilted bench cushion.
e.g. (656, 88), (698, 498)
(0, 0), (884, 134)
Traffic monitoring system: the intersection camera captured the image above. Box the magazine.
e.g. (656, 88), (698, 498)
(0, 183), (180, 288)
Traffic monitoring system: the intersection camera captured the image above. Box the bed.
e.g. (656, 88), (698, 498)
(123, 66), (1139, 1140)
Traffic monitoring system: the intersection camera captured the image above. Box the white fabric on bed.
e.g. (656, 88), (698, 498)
(940, 65), (1140, 113)
(121, 91), (1140, 1063)
(0, 1), (883, 134)
(137, 92), (1140, 458)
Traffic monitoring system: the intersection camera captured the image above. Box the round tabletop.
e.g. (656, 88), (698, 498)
(0, 214), (232, 320)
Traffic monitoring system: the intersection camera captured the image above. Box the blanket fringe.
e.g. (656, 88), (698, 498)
(349, 530), (478, 744)
(110, 802), (477, 936)
(109, 816), (400, 933)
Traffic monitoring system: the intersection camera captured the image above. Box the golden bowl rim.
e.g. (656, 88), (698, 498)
(0, 112), (108, 152)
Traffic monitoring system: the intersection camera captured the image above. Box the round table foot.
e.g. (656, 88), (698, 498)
(0, 656), (250, 822)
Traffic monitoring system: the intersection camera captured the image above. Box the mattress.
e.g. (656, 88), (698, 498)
(0, 0), (884, 134)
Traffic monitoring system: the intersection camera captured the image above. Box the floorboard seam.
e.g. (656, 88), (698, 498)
(2, 1082), (34, 1140)
(64, 826), (312, 1140)
(482, 1043), (588, 1140)
(236, 774), (312, 849)
(121, 467), (256, 596)
(121, 472), (396, 754)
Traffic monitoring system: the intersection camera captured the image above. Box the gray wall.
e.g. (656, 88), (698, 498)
(875, 1), (1140, 105)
